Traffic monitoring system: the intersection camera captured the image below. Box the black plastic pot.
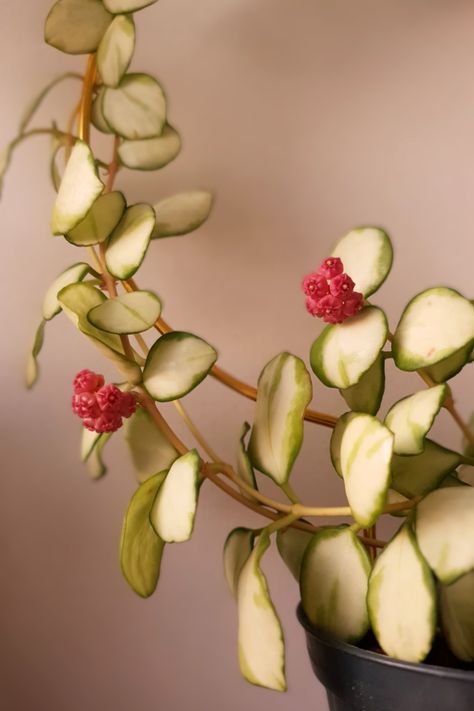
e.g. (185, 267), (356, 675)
(297, 604), (474, 711)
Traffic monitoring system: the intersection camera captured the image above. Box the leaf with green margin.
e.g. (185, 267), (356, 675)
(393, 288), (474, 371)
(57, 282), (142, 384)
(310, 306), (388, 389)
(391, 440), (461, 498)
(339, 354), (385, 415)
(331, 226), (393, 297)
(149, 449), (201, 543)
(45, 0), (113, 55)
(439, 570), (474, 662)
(66, 192), (126, 246)
(340, 414), (393, 527)
(236, 422), (258, 497)
(103, 0), (158, 12)
(223, 527), (255, 598)
(237, 531), (286, 692)
(143, 331), (217, 402)
(300, 526), (371, 642)
(118, 125), (181, 171)
(384, 384), (447, 455)
(151, 191), (214, 239)
(248, 353), (312, 486)
(51, 140), (104, 235)
(120, 472), (166, 598)
(86, 432), (112, 479)
(367, 524), (436, 662)
(87, 290), (161, 334)
(123, 408), (179, 483)
(91, 87), (113, 134)
(425, 343), (473, 383)
(102, 73), (166, 140)
(25, 319), (46, 389)
(105, 203), (155, 279)
(329, 412), (358, 477)
(42, 262), (90, 320)
(415, 487), (474, 584)
(97, 15), (135, 88)
(276, 527), (312, 581)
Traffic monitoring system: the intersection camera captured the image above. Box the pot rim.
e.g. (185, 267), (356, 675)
(297, 603), (474, 682)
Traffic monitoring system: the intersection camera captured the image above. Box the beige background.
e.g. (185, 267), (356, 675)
(1, 1), (473, 709)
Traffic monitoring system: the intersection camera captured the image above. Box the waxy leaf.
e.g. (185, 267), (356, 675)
(143, 331), (217, 401)
(103, 0), (158, 12)
(123, 408), (179, 483)
(223, 527), (255, 598)
(236, 422), (257, 495)
(368, 524), (436, 662)
(391, 440), (461, 498)
(85, 432), (112, 479)
(310, 306), (388, 389)
(45, 0), (113, 54)
(118, 125), (181, 171)
(385, 385), (446, 455)
(66, 191), (126, 246)
(150, 450), (201, 543)
(42, 262), (90, 320)
(105, 203), (155, 279)
(330, 412), (358, 478)
(91, 87), (113, 134)
(102, 73), (166, 140)
(97, 14), (135, 88)
(331, 227), (393, 297)
(393, 288), (474, 371)
(340, 354), (385, 415)
(152, 191), (214, 239)
(120, 472), (166, 597)
(51, 141), (104, 235)
(248, 353), (312, 486)
(276, 527), (312, 582)
(415, 487), (474, 584)
(300, 527), (371, 642)
(340, 414), (393, 527)
(237, 532), (286, 691)
(425, 344), (473, 383)
(88, 290), (161, 334)
(58, 282), (142, 383)
(440, 571), (474, 662)
(25, 320), (46, 389)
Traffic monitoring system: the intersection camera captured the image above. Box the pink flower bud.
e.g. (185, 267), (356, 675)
(119, 391), (137, 418)
(301, 272), (329, 300)
(93, 412), (123, 433)
(317, 294), (345, 324)
(318, 257), (343, 280)
(73, 369), (104, 394)
(96, 384), (123, 414)
(305, 296), (325, 317)
(72, 392), (101, 419)
(329, 273), (355, 297)
(342, 292), (364, 317)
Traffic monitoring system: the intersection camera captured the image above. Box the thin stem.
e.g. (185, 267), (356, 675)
(65, 100), (81, 162)
(136, 389), (188, 456)
(105, 135), (120, 191)
(174, 399), (223, 463)
(281, 482), (300, 504)
(265, 512), (300, 536)
(78, 55), (97, 143)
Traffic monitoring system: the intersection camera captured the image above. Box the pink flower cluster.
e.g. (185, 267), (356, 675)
(72, 369), (137, 433)
(302, 257), (364, 324)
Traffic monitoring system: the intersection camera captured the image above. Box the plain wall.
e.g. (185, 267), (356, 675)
(1, 1), (473, 709)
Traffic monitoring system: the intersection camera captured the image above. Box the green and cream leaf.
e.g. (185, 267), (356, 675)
(276, 527), (312, 582)
(368, 524), (436, 662)
(339, 354), (385, 416)
(340, 414), (393, 527)
(331, 227), (393, 297)
(152, 191), (214, 238)
(120, 472), (166, 597)
(391, 440), (461, 498)
(439, 571), (474, 662)
(237, 531), (286, 692)
(105, 203), (155, 279)
(97, 14), (135, 88)
(143, 332), (217, 401)
(393, 288), (474, 371)
(103, 0), (158, 12)
(223, 527), (255, 598)
(248, 353), (312, 486)
(310, 306), (388, 389)
(118, 125), (181, 171)
(88, 290), (161, 334)
(385, 385), (447, 455)
(149, 450), (201, 543)
(86, 432), (112, 479)
(25, 320), (46, 389)
(41, 262), (90, 320)
(66, 192), (126, 246)
(45, 0), (113, 55)
(300, 527), (371, 642)
(123, 408), (179, 483)
(236, 422), (257, 495)
(102, 73), (166, 140)
(51, 141), (104, 235)
(415, 487), (474, 584)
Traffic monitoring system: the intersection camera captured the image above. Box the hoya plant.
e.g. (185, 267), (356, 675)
(3, 0), (474, 694)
